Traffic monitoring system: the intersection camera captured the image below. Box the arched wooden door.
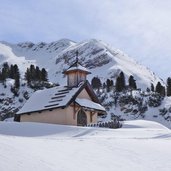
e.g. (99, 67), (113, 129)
(77, 109), (87, 126)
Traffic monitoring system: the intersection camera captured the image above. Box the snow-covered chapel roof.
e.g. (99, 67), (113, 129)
(17, 81), (105, 115)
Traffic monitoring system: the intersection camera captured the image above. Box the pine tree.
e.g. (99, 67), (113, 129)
(25, 68), (31, 85)
(41, 68), (48, 81)
(9, 64), (15, 79)
(110, 80), (114, 87)
(120, 71), (126, 90)
(102, 82), (106, 89)
(106, 79), (111, 92)
(0, 71), (5, 82)
(115, 72), (126, 92)
(2, 62), (10, 79)
(128, 75), (137, 90)
(156, 82), (162, 94)
(35, 66), (41, 81)
(166, 77), (171, 96)
(30, 65), (36, 80)
(155, 82), (165, 96)
(162, 86), (166, 97)
(1, 68), (7, 81)
(91, 77), (102, 89)
(106, 79), (114, 92)
(13, 64), (20, 88)
(151, 83), (154, 92)
(14, 74), (20, 89)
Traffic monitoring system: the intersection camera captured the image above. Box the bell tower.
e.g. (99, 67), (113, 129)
(64, 52), (91, 87)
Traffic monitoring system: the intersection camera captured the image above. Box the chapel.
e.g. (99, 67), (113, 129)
(14, 55), (106, 126)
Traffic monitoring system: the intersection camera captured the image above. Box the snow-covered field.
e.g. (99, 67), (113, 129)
(0, 120), (171, 171)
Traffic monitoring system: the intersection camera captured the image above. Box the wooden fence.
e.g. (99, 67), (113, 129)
(87, 120), (122, 129)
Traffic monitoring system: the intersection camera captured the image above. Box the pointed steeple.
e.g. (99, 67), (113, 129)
(76, 50), (79, 63)
(64, 51), (91, 87)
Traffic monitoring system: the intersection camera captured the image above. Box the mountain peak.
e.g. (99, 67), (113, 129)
(0, 39), (163, 89)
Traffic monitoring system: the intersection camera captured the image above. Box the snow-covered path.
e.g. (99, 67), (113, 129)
(0, 120), (171, 171)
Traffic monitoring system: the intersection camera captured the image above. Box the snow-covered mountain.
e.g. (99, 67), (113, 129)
(0, 39), (163, 88)
(1, 39), (170, 128)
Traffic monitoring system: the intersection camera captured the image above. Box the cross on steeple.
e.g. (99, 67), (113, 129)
(76, 51), (79, 63)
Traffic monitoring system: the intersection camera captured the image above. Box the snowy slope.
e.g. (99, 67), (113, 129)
(0, 78), (34, 118)
(0, 120), (171, 171)
(0, 39), (163, 88)
(101, 88), (171, 129)
(0, 43), (35, 76)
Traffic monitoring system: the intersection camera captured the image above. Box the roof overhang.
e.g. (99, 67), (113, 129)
(75, 98), (106, 113)
(64, 69), (91, 75)
(63, 61), (91, 75)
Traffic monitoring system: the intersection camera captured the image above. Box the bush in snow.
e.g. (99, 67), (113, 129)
(159, 108), (168, 116)
(23, 91), (29, 100)
(148, 93), (163, 107)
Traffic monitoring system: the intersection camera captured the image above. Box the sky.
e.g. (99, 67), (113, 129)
(0, 0), (171, 80)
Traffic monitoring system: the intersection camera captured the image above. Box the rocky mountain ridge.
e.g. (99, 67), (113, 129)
(0, 39), (163, 88)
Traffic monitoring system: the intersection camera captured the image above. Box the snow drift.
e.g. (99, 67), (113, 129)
(0, 120), (171, 171)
